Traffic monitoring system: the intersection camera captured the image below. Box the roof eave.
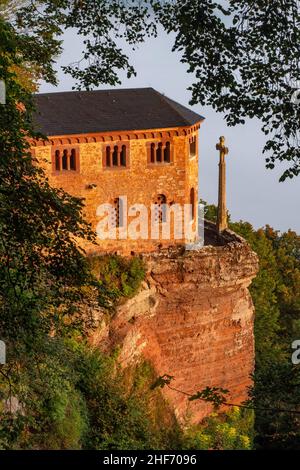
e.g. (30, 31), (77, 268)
(32, 121), (204, 141)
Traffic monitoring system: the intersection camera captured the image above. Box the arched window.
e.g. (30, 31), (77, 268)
(55, 150), (60, 171)
(156, 143), (162, 163)
(53, 147), (78, 172)
(150, 143), (155, 163)
(70, 148), (76, 170)
(154, 194), (167, 223)
(104, 143), (129, 168)
(164, 141), (170, 163)
(106, 146), (111, 167)
(190, 187), (195, 220)
(112, 146), (118, 166)
(120, 145), (126, 167)
(148, 141), (171, 165)
(62, 149), (68, 170)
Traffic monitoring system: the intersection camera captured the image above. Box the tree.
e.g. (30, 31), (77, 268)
(12, 0), (157, 88)
(0, 15), (97, 404)
(204, 203), (300, 448)
(156, 0), (300, 180)
(233, 224), (300, 449)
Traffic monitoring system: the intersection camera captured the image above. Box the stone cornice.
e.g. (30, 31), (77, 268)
(29, 122), (202, 147)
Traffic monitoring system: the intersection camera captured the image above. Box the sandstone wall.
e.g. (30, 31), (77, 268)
(92, 232), (258, 424)
(32, 125), (200, 255)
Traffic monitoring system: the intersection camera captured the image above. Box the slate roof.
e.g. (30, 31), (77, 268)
(33, 87), (204, 136)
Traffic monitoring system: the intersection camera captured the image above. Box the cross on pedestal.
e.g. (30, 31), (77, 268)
(216, 136), (229, 232)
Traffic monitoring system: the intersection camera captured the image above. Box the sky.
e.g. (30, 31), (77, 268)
(40, 29), (300, 234)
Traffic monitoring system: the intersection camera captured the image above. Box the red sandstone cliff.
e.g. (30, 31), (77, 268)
(91, 224), (259, 424)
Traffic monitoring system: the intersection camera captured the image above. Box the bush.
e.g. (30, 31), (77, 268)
(183, 407), (254, 450)
(88, 255), (145, 307)
(0, 338), (181, 450)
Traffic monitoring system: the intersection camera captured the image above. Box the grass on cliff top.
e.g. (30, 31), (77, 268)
(88, 255), (146, 308)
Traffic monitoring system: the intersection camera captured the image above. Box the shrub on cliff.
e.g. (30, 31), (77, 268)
(182, 408), (254, 450)
(0, 339), (178, 450)
(88, 255), (145, 308)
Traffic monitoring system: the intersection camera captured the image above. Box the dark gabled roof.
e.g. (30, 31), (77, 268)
(33, 87), (204, 136)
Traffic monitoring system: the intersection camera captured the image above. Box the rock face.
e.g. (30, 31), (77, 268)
(92, 226), (259, 424)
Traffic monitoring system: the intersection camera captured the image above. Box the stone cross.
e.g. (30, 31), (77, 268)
(216, 136), (229, 232)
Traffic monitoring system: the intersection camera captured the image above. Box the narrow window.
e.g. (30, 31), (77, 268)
(164, 141), (170, 163)
(190, 137), (196, 157)
(156, 143), (162, 163)
(119, 197), (124, 227)
(70, 148), (76, 170)
(114, 198), (120, 228)
(114, 197), (124, 228)
(150, 143), (155, 163)
(155, 194), (167, 223)
(62, 149), (68, 170)
(106, 146), (111, 167)
(55, 149), (60, 171)
(112, 146), (118, 166)
(120, 145), (126, 167)
(190, 187), (195, 220)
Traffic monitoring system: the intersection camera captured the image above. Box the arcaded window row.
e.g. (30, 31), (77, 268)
(52, 140), (196, 172)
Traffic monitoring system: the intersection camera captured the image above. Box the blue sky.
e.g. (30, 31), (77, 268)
(40, 29), (300, 233)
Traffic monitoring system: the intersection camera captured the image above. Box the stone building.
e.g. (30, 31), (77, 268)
(32, 87), (204, 254)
